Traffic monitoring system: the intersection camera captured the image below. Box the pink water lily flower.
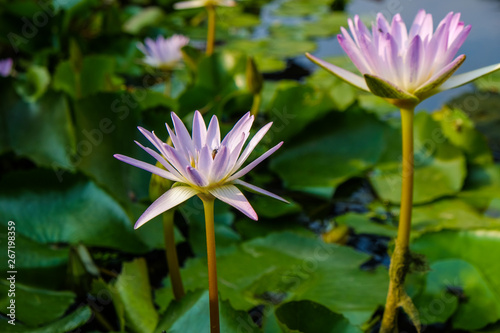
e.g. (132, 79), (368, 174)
(174, 0), (236, 10)
(137, 35), (189, 70)
(0, 58), (13, 77)
(307, 10), (500, 106)
(115, 111), (286, 229)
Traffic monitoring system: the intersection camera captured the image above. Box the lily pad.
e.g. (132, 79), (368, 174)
(271, 108), (388, 196)
(113, 258), (159, 333)
(412, 230), (500, 330)
(409, 198), (500, 235)
(432, 107), (493, 165)
(155, 290), (259, 333)
(0, 306), (92, 333)
(305, 57), (357, 111)
(413, 259), (500, 329)
(0, 169), (147, 253)
(334, 213), (397, 238)
(459, 164), (500, 210)
(5, 91), (76, 170)
(273, 0), (331, 17)
(156, 231), (388, 325)
(14, 65), (51, 102)
(369, 111), (467, 204)
(0, 232), (68, 289)
(0, 282), (75, 326)
(73, 92), (149, 203)
(275, 300), (363, 333)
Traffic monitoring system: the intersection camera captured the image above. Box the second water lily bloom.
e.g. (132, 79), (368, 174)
(174, 0), (236, 9)
(0, 58), (13, 77)
(307, 10), (500, 107)
(137, 35), (189, 70)
(115, 111), (286, 229)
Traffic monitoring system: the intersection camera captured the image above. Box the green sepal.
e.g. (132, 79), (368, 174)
(364, 74), (419, 102)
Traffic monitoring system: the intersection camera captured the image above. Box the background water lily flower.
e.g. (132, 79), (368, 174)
(0, 58), (13, 77)
(115, 111), (286, 229)
(137, 35), (189, 70)
(306, 10), (500, 106)
(174, 0), (236, 10)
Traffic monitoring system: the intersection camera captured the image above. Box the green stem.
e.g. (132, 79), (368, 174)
(206, 5), (216, 55)
(250, 93), (262, 117)
(163, 210), (185, 301)
(380, 108), (414, 333)
(201, 196), (220, 333)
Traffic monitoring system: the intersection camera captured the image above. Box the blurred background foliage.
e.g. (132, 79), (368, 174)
(0, 0), (500, 332)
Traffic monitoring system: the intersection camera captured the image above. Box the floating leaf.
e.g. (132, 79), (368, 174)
(0, 169), (147, 253)
(271, 108), (388, 197)
(123, 7), (165, 34)
(0, 306), (92, 333)
(0, 282), (75, 326)
(73, 92), (149, 203)
(113, 258), (159, 333)
(275, 300), (363, 333)
(155, 290), (259, 333)
(369, 112), (467, 204)
(15, 65), (51, 102)
(433, 107), (493, 165)
(412, 230), (500, 330)
(5, 91), (75, 169)
(156, 231), (388, 325)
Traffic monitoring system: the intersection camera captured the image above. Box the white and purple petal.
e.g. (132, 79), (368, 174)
(209, 185), (258, 220)
(135, 186), (200, 228)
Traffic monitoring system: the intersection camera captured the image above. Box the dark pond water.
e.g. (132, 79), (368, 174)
(259, 0), (500, 112)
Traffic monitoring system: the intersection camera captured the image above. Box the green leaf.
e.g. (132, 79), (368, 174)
(413, 259), (500, 328)
(266, 82), (335, 144)
(113, 258), (159, 333)
(252, 195), (301, 218)
(0, 282), (75, 326)
(334, 213), (397, 238)
(80, 55), (120, 96)
(412, 230), (500, 330)
(123, 7), (165, 35)
(177, 51), (249, 115)
(271, 108), (388, 196)
(357, 94), (399, 117)
(270, 13), (347, 40)
(369, 112), (467, 204)
(0, 306), (92, 333)
(0, 232), (68, 289)
(273, 0), (331, 16)
(275, 300), (363, 333)
(15, 66), (51, 102)
(73, 92), (149, 203)
(409, 198), (500, 235)
(0, 169), (147, 253)
(53, 61), (78, 98)
(5, 91), (76, 169)
(433, 107), (493, 165)
(156, 232), (388, 325)
(226, 39), (316, 60)
(155, 290), (260, 333)
(304, 56), (360, 111)
(459, 164), (500, 210)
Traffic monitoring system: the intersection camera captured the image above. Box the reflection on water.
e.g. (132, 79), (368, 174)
(316, 0), (500, 111)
